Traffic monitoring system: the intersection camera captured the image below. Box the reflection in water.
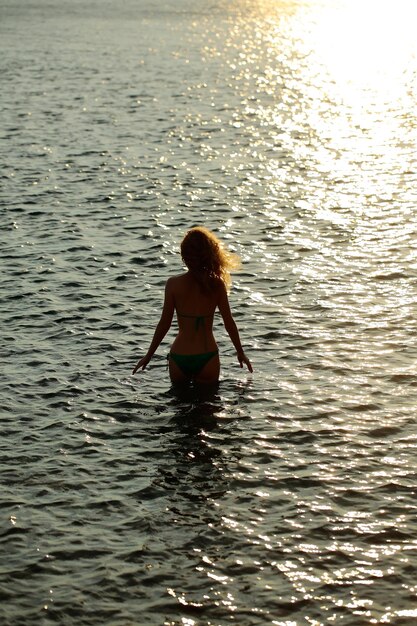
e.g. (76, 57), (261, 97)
(152, 381), (250, 509)
(163, 383), (227, 501)
(163, 378), (252, 458)
(168, 382), (222, 432)
(3, 0), (417, 623)
(142, 382), (255, 621)
(155, 380), (263, 622)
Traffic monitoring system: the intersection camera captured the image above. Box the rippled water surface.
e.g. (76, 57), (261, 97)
(1, 0), (417, 624)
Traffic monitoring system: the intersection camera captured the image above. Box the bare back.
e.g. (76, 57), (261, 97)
(168, 272), (220, 354)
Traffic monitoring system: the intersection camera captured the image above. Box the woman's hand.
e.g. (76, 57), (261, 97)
(237, 351), (253, 373)
(132, 355), (151, 375)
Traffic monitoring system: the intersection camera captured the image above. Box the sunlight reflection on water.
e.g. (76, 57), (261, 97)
(1, 0), (417, 624)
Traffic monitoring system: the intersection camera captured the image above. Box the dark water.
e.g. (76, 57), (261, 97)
(1, 0), (417, 624)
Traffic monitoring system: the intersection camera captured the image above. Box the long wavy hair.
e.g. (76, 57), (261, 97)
(180, 226), (241, 292)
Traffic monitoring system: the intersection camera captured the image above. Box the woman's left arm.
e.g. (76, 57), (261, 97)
(132, 279), (175, 374)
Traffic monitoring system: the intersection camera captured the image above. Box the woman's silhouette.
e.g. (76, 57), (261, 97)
(132, 226), (252, 384)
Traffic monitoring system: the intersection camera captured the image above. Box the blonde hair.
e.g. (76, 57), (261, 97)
(180, 226), (241, 291)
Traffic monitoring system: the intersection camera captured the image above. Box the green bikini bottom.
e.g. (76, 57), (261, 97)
(168, 350), (218, 377)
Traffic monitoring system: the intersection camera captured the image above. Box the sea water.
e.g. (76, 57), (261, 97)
(1, 0), (417, 624)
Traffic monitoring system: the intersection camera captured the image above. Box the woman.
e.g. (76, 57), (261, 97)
(132, 226), (253, 384)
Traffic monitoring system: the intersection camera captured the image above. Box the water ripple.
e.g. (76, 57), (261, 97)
(1, 0), (417, 624)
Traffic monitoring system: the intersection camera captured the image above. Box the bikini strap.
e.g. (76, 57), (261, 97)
(177, 312), (210, 331)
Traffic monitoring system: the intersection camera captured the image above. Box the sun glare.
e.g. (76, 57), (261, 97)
(271, 0), (417, 190)
(305, 0), (417, 100)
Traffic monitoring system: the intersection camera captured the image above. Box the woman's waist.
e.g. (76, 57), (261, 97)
(171, 333), (217, 354)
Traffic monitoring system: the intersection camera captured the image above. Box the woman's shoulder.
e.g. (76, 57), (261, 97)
(165, 273), (189, 291)
(211, 276), (227, 295)
(166, 272), (186, 281)
(167, 272), (226, 298)
(167, 272), (188, 283)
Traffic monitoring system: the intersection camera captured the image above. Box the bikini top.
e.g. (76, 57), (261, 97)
(177, 312), (212, 331)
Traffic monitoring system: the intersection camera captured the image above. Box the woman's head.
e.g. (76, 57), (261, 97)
(180, 226), (240, 291)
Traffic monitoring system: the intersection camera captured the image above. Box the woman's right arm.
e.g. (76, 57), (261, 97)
(132, 279), (175, 374)
(218, 283), (253, 373)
